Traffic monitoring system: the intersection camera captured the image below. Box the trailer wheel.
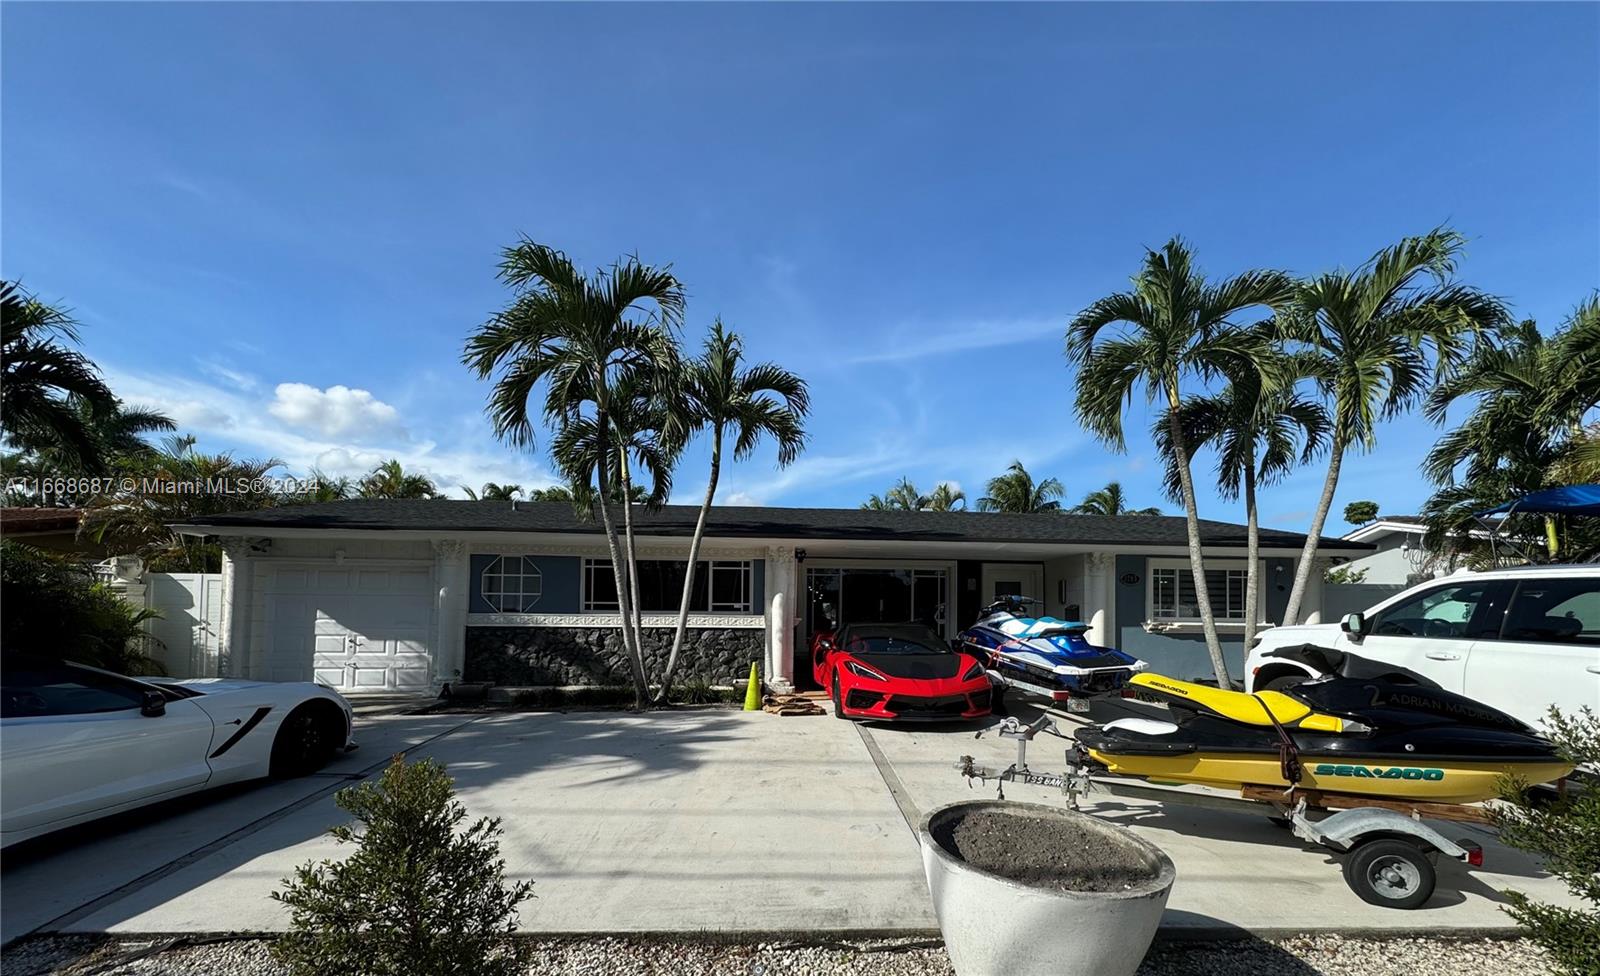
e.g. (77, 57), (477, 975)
(1342, 838), (1436, 909)
(990, 683), (1009, 717)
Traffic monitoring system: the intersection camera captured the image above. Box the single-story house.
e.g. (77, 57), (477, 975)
(1337, 516), (1489, 586)
(173, 500), (1370, 694)
(1, 507), (104, 557)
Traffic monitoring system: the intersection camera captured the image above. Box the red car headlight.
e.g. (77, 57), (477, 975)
(844, 660), (888, 682)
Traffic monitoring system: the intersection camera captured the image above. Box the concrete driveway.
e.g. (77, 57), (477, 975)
(0, 699), (1577, 944)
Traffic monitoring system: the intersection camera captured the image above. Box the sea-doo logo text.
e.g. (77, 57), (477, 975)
(1145, 680), (1189, 697)
(1313, 763), (1444, 781)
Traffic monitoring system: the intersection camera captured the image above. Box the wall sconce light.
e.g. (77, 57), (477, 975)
(795, 548), (807, 563)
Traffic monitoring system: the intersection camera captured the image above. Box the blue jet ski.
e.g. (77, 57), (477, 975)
(958, 595), (1146, 709)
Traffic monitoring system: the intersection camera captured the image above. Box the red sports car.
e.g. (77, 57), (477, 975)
(810, 621), (993, 721)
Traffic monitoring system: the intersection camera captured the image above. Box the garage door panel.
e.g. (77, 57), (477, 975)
(260, 561), (435, 693)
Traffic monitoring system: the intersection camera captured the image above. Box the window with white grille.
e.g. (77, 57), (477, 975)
(1149, 562), (1249, 621)
(481, 556), (544, 612)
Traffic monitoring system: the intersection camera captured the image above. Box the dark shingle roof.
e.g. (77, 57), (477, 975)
(179, 500), (1369, 551)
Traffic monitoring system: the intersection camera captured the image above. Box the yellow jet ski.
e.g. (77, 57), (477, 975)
(1075, 660), (1571, 805)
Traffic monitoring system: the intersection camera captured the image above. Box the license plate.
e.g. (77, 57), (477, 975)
(1066, 697), (1091, 714)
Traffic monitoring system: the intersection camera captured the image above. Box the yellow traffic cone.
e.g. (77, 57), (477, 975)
(742, 661), (762, 711)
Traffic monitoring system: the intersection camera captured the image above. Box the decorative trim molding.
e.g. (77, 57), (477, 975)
(467, 612), (767, 629)
(432, 539), (466, 563)
(467, 544), (768, 561)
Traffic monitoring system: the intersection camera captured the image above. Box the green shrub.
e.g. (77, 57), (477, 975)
(272, 757), (534, 976)
(0, 540), (164, 674)
(1494, 707), (1600, 976)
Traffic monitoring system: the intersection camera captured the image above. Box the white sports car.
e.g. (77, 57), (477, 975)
(1, 656), (355, 847)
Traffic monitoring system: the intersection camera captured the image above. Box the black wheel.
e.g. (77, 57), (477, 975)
(831, 670), (848, 720)
(271, 704), (340, 777)
(1261, 674), (1307, 693)
(1341, 839), (1436, 909)
(990, 683), (1009, 717)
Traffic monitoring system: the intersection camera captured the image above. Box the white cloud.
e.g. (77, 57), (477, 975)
(843, 318), (1061, 366)
(198, 360), (260, 392)
(268, 382), (404, 441)
(719, 491), (763, 506)
(103, 364), (557, 498)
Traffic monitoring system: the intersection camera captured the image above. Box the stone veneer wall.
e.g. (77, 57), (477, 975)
(465, 626), (766, 686)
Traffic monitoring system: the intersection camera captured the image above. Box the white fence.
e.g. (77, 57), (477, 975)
(144, 572), (224, 678)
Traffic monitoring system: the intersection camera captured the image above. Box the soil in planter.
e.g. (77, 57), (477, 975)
(933, 810), (1161, 893)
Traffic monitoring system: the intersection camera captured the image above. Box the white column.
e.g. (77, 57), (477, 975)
(1084, 552), (1114, 646)
(766, 546), (798, 691)
(431, 539), (468, 691)
(218, 538), (255, 679)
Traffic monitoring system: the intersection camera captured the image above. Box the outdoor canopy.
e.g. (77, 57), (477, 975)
(1477, 484), (1600, 517)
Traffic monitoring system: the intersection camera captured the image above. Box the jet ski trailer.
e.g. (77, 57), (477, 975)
(955, 715), (1496, 910)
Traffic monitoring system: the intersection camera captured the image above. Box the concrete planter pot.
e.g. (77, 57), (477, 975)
(918, 799), (1175, 976)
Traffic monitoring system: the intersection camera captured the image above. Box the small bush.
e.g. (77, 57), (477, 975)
(272, 756), (533, 976)
(1493, 707), (1600, 976)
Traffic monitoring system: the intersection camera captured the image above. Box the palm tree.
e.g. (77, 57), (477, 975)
(464, 482), (523, 501)
(862, 477), (928, 511)
(976, 461), (1064, 513)
(1, 281), (120, 471)
(3, 398), (175, 505)
(1421, 297), (1600, 560)
(1279, 229), (1508, 626)
(463, 239), (684, 707)
(1071, 481), (1162, 516)
(82, 435), (283, 571)
(1067, 238), (1295, 686)
(358, 459), (439, 499)
(925, 482), (966, 511)
(304, 470), (354, 503)
(656, 320), (808, 701)
(1153, 336), (1329, 650)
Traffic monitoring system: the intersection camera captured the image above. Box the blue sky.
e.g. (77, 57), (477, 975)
(4, 2), (1596, 528)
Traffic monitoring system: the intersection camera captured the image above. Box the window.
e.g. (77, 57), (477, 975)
(481, 556), (543, 612)
(1370, 581), (1503, 639)
(1, 663), (146, 718)
(1498, 578), (1600, 645)
(582, 559), (754, 613)
(1150, 564), (1248, 621)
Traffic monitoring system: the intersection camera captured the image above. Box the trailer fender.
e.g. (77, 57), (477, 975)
(1297, 808), (1471, 860)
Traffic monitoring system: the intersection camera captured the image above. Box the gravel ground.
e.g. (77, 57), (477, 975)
(2, 934), (1554, 976)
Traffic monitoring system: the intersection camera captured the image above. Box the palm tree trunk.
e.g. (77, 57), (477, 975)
(1166, 389), (1230, 687)
(1282, 438), (1345, 627)
(1242, 464), (1260, 652)
(593, 423), (649, 707)
(656, 425), (721, 704)
(616, 448), (650, 707)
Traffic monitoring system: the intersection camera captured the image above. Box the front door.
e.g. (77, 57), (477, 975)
(981, 563), (1044, 610)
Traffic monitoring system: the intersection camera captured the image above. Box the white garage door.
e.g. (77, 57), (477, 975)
(261, 563), (434, 693)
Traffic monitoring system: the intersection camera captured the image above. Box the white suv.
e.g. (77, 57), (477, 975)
(1245, 564), (1600, 730)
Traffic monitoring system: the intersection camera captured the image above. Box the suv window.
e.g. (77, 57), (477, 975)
(0, 664), (146, 718)
(1370, 581), (1506, 639)
(1497, 577), (1600, 645)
